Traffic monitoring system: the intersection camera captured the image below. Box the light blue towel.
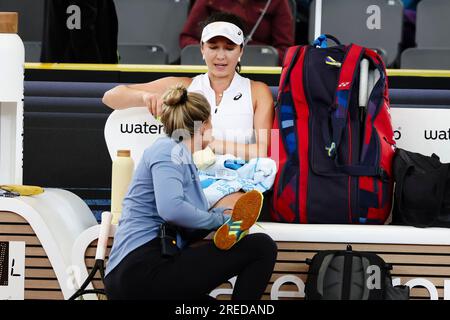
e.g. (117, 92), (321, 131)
(198, 155), (277, 208)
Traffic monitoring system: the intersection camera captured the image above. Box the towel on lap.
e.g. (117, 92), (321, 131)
(199, 155), (277, 208)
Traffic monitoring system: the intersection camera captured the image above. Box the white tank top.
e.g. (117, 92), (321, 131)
(188, 72), (255, 144)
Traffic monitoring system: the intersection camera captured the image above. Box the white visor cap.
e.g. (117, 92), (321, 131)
(201, 21), (244, 45)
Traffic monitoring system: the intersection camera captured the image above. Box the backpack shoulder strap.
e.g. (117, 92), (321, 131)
(282, 45), (301, 68)
(276, 46), (303, 160)
(305, 251), (336, 300)
(326, 44), (364, 158)
(278, 45), (303, 98)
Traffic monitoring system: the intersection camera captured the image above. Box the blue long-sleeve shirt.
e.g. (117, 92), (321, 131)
(106, 137), (229, 275)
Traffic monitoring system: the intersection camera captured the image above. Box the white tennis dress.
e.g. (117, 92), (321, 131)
(188, 72), (255, 144)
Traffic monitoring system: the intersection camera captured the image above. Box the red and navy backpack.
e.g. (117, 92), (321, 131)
(270, 35), (395, 224)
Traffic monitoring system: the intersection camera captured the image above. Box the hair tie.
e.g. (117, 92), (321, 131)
(180, 89), (188, 105)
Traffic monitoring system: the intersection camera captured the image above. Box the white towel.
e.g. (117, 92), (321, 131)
(199, 155), (277, 208)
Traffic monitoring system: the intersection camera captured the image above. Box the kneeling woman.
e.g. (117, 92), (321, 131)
(104, 85), (277, 300)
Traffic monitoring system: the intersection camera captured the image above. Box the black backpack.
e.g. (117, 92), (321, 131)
(304, 245), (409, 300)
(392, 148), (450, 228)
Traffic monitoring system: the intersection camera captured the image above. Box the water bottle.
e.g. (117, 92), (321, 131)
(111, 150), (134, 224)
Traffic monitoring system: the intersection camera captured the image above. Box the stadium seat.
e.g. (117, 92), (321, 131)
(416, 0), (450, 48)
(181, 44), (279, 66)
(180, 45), (203, 65)
(24, 41), (42, 63)
(113, 0), (189, 64)
(0, 0), (45, 42)
(117, 44), (168, 64)
(401, 48), (450, 70)
(242, 45), (279, 66)
(308, 0), (404, 67)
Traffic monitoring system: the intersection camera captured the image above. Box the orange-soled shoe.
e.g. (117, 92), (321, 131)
(213, 190), (263, 250)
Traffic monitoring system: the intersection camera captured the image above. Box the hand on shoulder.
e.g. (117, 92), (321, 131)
(142, 92), (162, 117)
(139, 76), (193, 116)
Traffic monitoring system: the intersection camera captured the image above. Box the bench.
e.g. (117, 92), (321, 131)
(0, 189), (98, 299)
(16, 80), (450, 299)
(71, 221), (450, 300)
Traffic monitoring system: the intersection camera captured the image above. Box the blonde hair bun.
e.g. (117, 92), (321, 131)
(162, 84), (188, 107)
(160, 84), (211, 138)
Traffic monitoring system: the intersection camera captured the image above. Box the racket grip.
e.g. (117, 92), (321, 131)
(95, 211), (113, 260)
(359, 59), (369, 108)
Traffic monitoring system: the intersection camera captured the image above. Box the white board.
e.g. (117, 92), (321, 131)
(104, 107), (166, 167)
(0, 241), (25, 300)
(391, 108), (450, 162)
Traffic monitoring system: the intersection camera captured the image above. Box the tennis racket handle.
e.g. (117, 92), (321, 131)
(95, 211), (112, 260)
(359, 59), (369, 107)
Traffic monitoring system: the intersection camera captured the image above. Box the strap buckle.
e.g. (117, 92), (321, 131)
(313, 34), (328, 48)
(325, 142), (336, 158)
